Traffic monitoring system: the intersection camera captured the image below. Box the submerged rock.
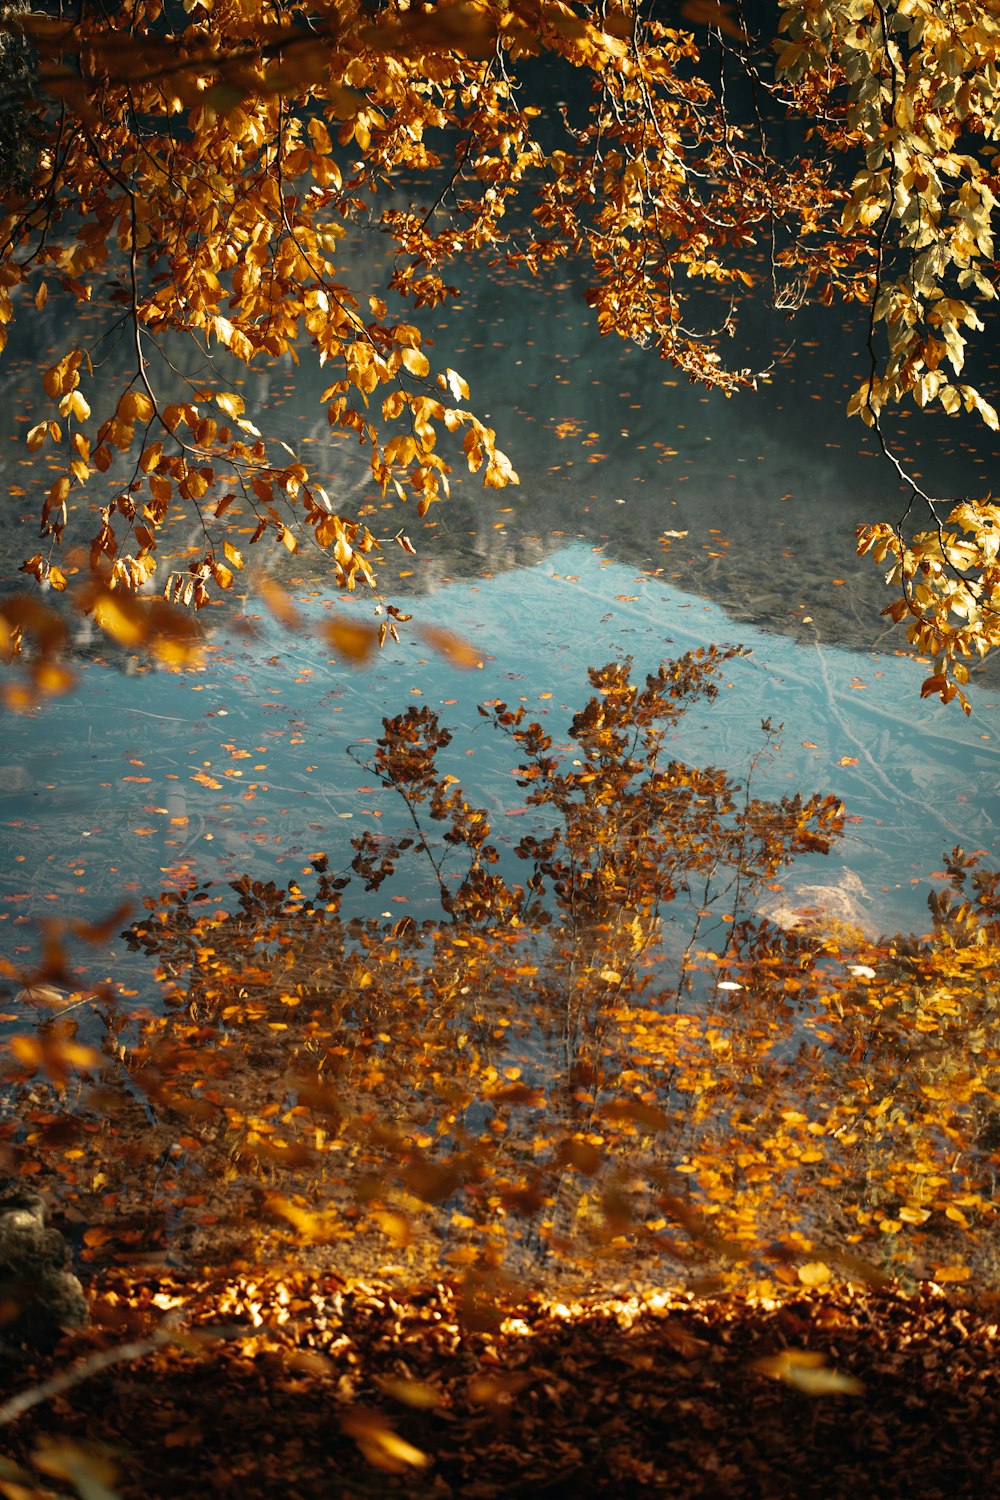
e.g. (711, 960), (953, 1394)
(0, 765), (32, 795)
(758, 867), (880, 942)
(0, 1184), (88, 1351)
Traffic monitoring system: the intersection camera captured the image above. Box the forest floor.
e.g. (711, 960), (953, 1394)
(0, 1271), (997, 1499)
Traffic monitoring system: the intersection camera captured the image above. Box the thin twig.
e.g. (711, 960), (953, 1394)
(0, 1328), (174, 1425)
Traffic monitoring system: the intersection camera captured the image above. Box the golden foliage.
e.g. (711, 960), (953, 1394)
(777, 1), (1000, 699)
(4, 3), (1000, 686)
(4, 652), (997, 1292)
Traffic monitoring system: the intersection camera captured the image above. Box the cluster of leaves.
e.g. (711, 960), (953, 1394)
(12, 0), (997, 694)
(777, 1), (1000, 702)
(3, 648), (998, 1295)
(857, 500), (1000, 712)
(0, 571), (479, 712)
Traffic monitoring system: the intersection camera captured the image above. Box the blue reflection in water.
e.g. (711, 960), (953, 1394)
(2, 539), (998, 1006)
(3, 221), (1000, 1015)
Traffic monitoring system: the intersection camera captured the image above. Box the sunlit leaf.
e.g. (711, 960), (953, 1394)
(321, 615), (378, 665)
(416, 624), (482, 669)
(378, 1376), (441, 1410)
(340, 1409), (430, 1473)
(754, 1351), (863, 1397)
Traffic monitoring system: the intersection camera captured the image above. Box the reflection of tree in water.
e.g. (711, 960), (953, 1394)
(3, 205), (993, 667)
(4, 649), (999, 1294)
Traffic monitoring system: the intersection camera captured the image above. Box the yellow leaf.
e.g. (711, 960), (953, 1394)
(401, 346), (430, 378)
(416, 624), (482, 669)
(755, 1351), (863, 1397)
(10, 1033), (102, 1075)
(371, 1209), (411, 1247)
(932, 1264), (972, 1283)
(43, 351), (82, 399)
(321, 615), (378, 665)
(139, 441), (162, 473)
(392, 324), (423, 348)
(797, 1261), (831, 1287)
(119, 390), (154, 423)
(33, 658), (75, 694)
(439, 367), (470, 401)
(65, 390), (91, 422)
(257, 576), (302, 629)
(378, 1377), (441, 1410)
(340, 1409), (430, 1473)
(32, 1437), (119, 1491)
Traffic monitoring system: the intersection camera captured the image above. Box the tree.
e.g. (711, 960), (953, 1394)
(2, 0), (1000, 705)
(5, 648), (997, 1292)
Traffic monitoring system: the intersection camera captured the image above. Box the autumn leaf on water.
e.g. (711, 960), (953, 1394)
(372, 1209), (412, 1247)
(797, 1260), (832, 1287)
(601, 1100), (670, 1131)
(417, 624), (482, 669)
(191, 771), (222, 790)
(32, 658), (75, 695)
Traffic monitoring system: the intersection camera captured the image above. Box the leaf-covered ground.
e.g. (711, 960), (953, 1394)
(1, 1273), (998, 1498)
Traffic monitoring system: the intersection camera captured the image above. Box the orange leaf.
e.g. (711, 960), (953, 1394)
(256, 576), (302, 629)
(321, 615), (378, 665)
(417, 624), (482, 669)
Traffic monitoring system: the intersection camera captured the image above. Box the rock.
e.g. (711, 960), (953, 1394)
(758, 867), (880, 942)
(0, 1184), (88, 1351)
(0, 765), (33, 795)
